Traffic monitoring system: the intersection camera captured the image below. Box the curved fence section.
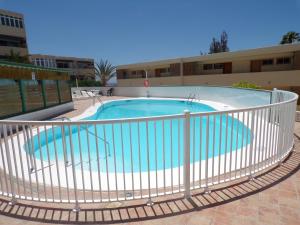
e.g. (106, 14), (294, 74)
(0, 89), (297, 208)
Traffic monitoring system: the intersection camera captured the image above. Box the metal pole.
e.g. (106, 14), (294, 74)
(3, 125), (16, 205)
(183, 110), (191, 198)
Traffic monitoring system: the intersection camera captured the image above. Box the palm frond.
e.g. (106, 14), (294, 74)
(94, 59), (116, 86)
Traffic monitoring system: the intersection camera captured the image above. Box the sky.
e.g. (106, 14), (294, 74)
(0, 0), (300, 66)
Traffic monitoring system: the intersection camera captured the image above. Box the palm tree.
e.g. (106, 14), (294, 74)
(94, 59), (116, 86)
(280, 31), (300, 44)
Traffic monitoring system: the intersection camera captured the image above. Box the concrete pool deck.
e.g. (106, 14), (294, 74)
(0, 97), (299, 225)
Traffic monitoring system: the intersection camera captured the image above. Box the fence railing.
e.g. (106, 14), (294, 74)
(0, 90), (297, 210)
(0, 79), (72, 119)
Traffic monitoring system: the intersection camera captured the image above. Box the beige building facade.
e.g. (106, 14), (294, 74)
(0, 9), (28, 58)
(30, 54), (95, 80)
(116, 43), (300, 93)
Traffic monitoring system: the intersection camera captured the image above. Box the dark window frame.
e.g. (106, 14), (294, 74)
(276, 57), (291, 65)
(213, 63), (224, 69)
(203, 64), (213, 70)
(262, 59), (274, 65)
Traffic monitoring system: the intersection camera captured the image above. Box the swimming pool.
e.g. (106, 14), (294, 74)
(27, 99), (251, 173)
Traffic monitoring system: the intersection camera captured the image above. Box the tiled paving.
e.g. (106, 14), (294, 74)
(0, 98), (299, 225)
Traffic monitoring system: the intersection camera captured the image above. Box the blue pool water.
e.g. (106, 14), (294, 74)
(27, 99), (251, 173)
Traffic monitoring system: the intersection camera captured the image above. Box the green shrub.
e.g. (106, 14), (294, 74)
(232, 81), (261, 89)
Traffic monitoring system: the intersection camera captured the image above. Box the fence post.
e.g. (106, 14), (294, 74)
(19, 80), (26, 113)
(56, 80), (62, 104)
(41, 80), (47, 108)
(183, 110), (191, 198)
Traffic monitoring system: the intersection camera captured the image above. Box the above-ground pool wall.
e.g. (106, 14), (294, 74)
(114, 86), (272, 108)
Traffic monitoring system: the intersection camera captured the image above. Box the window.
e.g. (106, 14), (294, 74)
(19, 19), (23, 28)
(57, 61), (70, 68)
(0, 16), (5, 25)
(262, 59), (273, 65)
(203, 64), (213, 70)
(214, 63), (224, 69)
(35, 59), (40, 66)
(9, 17), (14, 27)
(276, 57), (291, 65)
(5, 16), (9, 26)
(15, 19), (19, 28)
(45, 59), (49, 67)
(0, 15), (23, 28)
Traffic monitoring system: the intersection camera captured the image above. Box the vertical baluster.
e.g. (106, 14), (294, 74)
(44, 125), (54, 201)
(85, 124), (94, 202)
(183, 110), (190, 198)
(234, 113), (240, 179)
(68, 125), (80, 212)
(36, 126), (47, 200)
(94, 123), (102, 201)
(103, 124), (110, 201)
(248, 110), (255, 179)
(199, 114), (202, 187)
(29, 125), (40, 200)
(120, 123), (126, 200)
(192, 117), (196, 189)
(217, 113), (223, 184)
(146, 121), (153, 205)
(154, 121), (158, 196)
(137, 122), (142, 198)
(111, 123), (118, 200)
(129, 122), (134, 199)
(224, 113), (228, 181)
(0, 124), (9, 195)
(170, 119), (173, 193)
(61, 124), (70, 202)
(212, 114), (216, 184)
(3, 124), (16, 204)
(21, 125), (33, 199)
(178, 118), (181, 192)
(51, 125), (62, 202)
(8, 125), (20, 197)
(204, 115), (209, 192)
(162, 120), (166, 194)
(229, 113), (234, 180)
(78, 125), (86, 202)
(16, 125), (26, 198)
(240, 111), (245, 177)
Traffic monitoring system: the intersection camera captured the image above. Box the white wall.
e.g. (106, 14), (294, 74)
(6, 102), (74, 121)
(114, 86), (272, 108)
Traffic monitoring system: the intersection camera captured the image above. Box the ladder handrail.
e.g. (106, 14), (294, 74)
(187, 93), (196, 104)
(83, 125), (111, 157)
(85, 91), (104, 107)
(49, 116), (111, 158)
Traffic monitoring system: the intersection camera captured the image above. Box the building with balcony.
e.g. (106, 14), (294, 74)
(116, 43), (300, 93)
(0, 9), (28, 59)
(29, 54), (95, 80)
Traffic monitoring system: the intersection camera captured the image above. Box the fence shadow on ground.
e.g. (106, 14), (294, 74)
(0, 140), (299, 224)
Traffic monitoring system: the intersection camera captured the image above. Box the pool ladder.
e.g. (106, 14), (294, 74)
(85, 92), (104, 108)
(187, 93), (196, 104)
(28, 117), (111, 172)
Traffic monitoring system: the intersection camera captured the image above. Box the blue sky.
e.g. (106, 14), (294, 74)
(1, 0), (300, 65)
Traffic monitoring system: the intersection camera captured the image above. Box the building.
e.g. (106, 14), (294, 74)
(116, 43), (300, 92)
(30, 54), (95, 80)
(0, 8), (95, 81)
(0, 9), (28, 59)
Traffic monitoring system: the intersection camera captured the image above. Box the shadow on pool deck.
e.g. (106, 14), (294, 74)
(0, 135), (299, 224)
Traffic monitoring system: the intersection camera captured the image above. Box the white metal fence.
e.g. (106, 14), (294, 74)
(0, 89), (297, 210)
